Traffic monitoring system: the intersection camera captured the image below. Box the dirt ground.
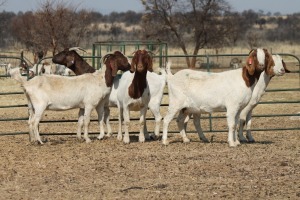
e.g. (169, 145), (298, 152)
(0, 131), (299, 200)
(0, 62), (299, 199)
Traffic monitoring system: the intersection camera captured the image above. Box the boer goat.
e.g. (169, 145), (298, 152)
(237, 54), (290, 143)
(116, 49), (153, 144)
(106, 62), (167, 140)
(8, 64), (117, 144)
(163, 48), (274, 147)
(52, 47), (131, 141)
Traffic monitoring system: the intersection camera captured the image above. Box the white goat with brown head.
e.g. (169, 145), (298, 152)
(163, 48), (274, 147)
(116, 49), (153, 144)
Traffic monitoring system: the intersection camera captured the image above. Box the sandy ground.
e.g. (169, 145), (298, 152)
(0, 131), (299, 200)
(0, 60), (299, 199)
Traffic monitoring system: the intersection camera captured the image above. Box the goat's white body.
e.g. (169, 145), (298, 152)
(9, 68), (110, 143)
(238, 55), (287, 142)
(105, 69), (166, 138)
(116, 71), (151, 143)
(163, 68), (257, 147)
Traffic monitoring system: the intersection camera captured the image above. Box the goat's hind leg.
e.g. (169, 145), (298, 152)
(83, 106), (93, 143)
(103, 106), (113, 137)
(193, 113), (209, 143)
(177, 110), (190, 143)
(77, 108), (84, 140)
(30, 108), (45, 145)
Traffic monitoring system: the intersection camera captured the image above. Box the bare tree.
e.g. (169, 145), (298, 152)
(11, 0), (92, 56)
(0, 0), (6, 7)
(141, 0), (232, 68)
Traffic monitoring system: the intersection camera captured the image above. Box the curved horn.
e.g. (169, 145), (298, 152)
(68, 47), (87, 53)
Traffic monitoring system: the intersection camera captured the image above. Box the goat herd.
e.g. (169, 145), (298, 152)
(8, 47), (290, 147)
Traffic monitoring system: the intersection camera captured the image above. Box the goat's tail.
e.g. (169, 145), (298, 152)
(165, 61), (173, 80)
(8, 67), (25, 85)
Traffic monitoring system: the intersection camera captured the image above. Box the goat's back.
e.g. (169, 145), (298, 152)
(24, 72), (110, 110)
(167, 69), (253, 113)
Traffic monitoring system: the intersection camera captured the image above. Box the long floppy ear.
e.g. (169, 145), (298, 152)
(147, 53), (153, 72)
(264, 50), (275, 76)
(282, 60), (291, 73)
(246, 49), (256, 75)
(110, 60), (118, 77)
(130, 53), (137, 73)
(66, 55), (75, 67)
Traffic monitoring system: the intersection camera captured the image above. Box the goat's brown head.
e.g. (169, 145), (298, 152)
(246, 48), (264, 75)
(52, 47), (95, 75)
(102, 51), (131, 77)
(52, 48), (80, 68)
(243, 48), (275, 87)
(130, 49), (153, 73)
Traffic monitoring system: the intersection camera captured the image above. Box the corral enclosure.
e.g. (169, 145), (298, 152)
(0, 45), (299, 199)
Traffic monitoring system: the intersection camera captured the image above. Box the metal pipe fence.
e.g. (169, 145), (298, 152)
(0, 53), (299, 137)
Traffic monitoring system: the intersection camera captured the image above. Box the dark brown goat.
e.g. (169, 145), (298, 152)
(52, 48), (95, 75)
(52, 48), (131, 87)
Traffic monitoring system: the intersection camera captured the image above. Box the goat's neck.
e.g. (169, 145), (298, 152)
(242, 67), (263, 87)
(128, 71), (148, 99)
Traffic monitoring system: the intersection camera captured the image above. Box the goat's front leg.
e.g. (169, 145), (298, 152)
(117, 107), (123, 141)
(177, 110), (190, 143)
(123, 108), (130, 144)
(139, 107), (148, 143)
(245, 110), (255, 143)
(77, 108), (84, 140)
(226, 109), (240, 147)
(96, 102), (106, 140)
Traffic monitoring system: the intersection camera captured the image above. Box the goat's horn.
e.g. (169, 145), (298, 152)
(69, 47), (87, 53)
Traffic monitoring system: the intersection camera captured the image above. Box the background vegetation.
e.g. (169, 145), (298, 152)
(0, 0), (300, 67)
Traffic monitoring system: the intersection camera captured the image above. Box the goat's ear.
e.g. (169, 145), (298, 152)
(130, 56), (136, 73)
(282, 60), (291, 73)
(245, 51), (256, 75)
(265, 51), (275, 76)
(110, 60), (118, 76)
(66, 55), (75, 67)
(147, 55), (153, 72)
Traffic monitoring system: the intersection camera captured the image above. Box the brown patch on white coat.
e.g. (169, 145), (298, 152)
(128, 50), (153, 99)
(242, 48), (274, 87)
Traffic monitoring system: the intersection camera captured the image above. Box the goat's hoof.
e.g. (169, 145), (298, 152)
(183, 137), (190, 143)
(85, 138), (92, 143)
(162, 140), (169, 146)
(238, 136), (248, 143)
(123, 137), (130, 144)
(228, 141), (237, 147)
(106, 133), (113, 138)
(117, 135), (123, 141)
(150, 134), (159, 141)
(200, 137), (209, 143)
(97, 135), (104, 140)
(246, 136), (255, 143)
